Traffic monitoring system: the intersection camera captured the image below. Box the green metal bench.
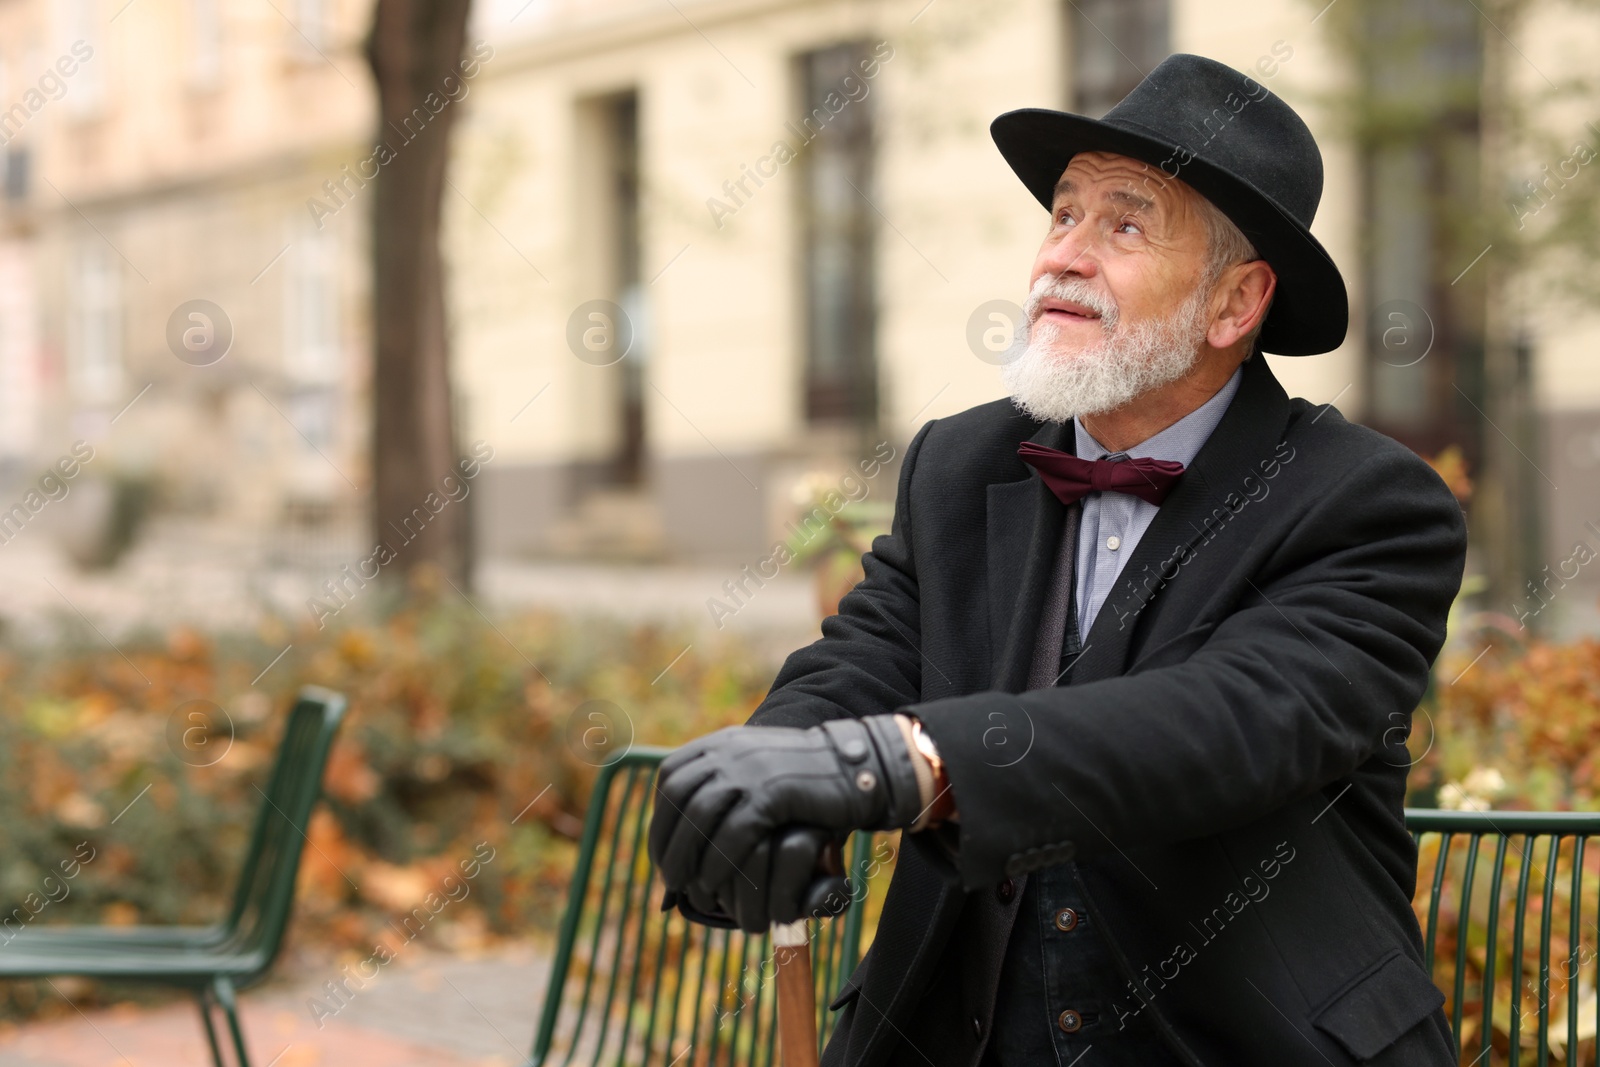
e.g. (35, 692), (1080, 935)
(531, 749), (1600, 1067)
(0, 686), (348, 1067)
(1410, 808), (1600, 1066)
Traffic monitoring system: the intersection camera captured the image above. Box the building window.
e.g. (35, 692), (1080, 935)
(285, 224), (340, 452)
(797, 41), (878, 428)
(575, 89), (646, 488)
(1354, 0), (1481, 457)
(0, 244), (40, 458)
(190, 0), (222, 90)
(67, 241), (121, 405)
(292, 0), (327, 59)
(607, 92), (644, 486)
(1065, 0), (1169, 117)
(286, 224), (339, 384)
(4, 147), (29, 202)
(61, 0), (104, 116)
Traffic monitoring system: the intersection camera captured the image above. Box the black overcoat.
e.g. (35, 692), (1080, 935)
(746, 353), (1469, 1066)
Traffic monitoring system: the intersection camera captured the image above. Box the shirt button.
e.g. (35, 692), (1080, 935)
(1106, 535), (1121, 550)
(996, 878), (1016, 903)
(1058, 1008), (1084, 1033)
(1054, 907), (1079, 931)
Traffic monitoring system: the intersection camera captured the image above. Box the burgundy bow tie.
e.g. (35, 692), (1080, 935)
(1017, 441), (1186, 507)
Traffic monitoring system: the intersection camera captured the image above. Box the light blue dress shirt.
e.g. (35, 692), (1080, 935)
(1072, 363), (1243, 636)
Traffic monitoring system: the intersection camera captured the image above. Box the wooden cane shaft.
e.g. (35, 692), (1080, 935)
(773, 921), (820, 1067)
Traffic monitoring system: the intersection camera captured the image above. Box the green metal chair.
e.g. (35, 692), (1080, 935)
(529, 746), (881, 1067)
(1409, 807), (1600, 1067)
(0, 686), (348, 1067)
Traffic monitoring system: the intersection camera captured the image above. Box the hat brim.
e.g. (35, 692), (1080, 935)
(991, 109), (1348, 357)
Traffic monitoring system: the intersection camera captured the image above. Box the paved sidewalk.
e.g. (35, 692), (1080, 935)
(0, 943), (550, 1067)
(0, 520), (819, 663)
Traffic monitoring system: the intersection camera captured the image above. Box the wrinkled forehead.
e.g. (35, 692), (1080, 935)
(1050, 150), (1200, 219)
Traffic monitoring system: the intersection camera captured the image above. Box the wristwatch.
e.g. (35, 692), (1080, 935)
(910, 718), (957, 825)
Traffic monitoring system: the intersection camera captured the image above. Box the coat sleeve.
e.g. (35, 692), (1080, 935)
(744, 421), (934, 731)
(907, 444), (1469, 891)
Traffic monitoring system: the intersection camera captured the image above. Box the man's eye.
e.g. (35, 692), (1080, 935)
(1117, 218), (1142, 235)
(1056, 210), (1076, 227)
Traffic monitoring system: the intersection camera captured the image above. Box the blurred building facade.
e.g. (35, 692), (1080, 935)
(451, 0), (1366, 565)
(3, 0), (1600, 628)
(0, 0), (373, 568)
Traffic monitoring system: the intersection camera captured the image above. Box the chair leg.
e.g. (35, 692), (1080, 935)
(196, 988), (228, 1067)
(211, 976), (253, 1067)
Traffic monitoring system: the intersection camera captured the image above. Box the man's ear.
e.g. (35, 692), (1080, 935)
(1207, 260), (1277, 351)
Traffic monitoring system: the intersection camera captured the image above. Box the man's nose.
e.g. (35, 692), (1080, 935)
(1036, 225), (1100, 281)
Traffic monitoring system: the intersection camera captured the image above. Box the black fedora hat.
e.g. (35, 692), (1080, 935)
(991, 53), (1347, 356)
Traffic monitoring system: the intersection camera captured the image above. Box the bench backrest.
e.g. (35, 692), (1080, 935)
(1409, 807), (1600, 1066)
(221, 686), (347, 977)
(529, 748), (877, 1067)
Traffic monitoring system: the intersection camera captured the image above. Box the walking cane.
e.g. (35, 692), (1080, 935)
(772, 834), (846, 1067)
(773, 919), (820, 1067)
(662, 833), (845, 1066)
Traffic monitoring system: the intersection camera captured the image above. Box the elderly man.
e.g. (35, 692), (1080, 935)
(649, 53), (1467, 1066)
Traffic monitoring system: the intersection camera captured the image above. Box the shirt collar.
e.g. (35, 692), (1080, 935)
(1074, 362), (1244, 466)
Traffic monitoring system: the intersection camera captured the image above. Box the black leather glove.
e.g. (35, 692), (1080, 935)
(661, 826), (851, 933)
(648, 717), (921, 912)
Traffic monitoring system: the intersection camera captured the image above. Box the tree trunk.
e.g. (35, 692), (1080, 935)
(364, 0), (473, 588)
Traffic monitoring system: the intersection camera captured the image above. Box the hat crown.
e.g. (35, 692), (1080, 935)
(1101, 53), (1322, 227)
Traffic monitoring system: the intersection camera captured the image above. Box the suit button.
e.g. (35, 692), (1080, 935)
(1058, 1008), (1084, 1033)
(971, 1014), (982, 1039)
(1053, 907), (1079, 932)
(996, 878), (1015, 903)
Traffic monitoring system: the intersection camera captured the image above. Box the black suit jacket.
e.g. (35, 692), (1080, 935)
(746, 354), (1469, 1066)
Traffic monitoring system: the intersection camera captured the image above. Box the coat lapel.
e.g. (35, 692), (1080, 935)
(985, 355), (1294, 692)
(986, 416), (1074, 692)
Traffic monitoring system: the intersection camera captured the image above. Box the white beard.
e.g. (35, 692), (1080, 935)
(1002, 273), (1214, 424)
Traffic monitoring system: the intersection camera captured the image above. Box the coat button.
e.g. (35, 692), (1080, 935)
(971, 1014), (983, 1039)
(996, 878), (1015, 903)
(1053, 907), (1079, 932)
(1058, 1008), (1084, 1033)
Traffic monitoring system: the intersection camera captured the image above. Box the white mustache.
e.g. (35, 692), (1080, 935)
(1024, 275), (1120, 331)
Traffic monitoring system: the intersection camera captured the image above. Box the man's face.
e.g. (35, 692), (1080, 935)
(1004, 151), (1220, 423)
(1029, 151), (1212, 346)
